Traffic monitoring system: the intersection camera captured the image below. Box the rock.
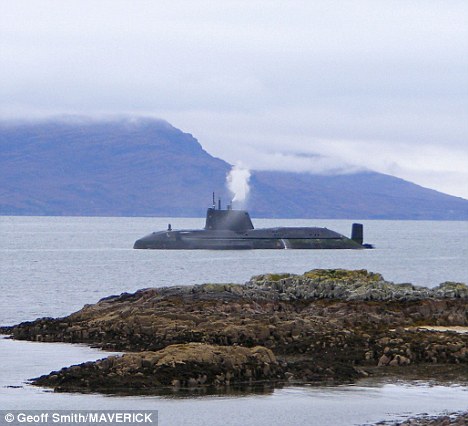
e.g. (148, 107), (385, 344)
(382, 411), (468, 425)
(378, 354), (391, 367)
(388, 358), (399, 367)
(433, 282), (468, 299)
(388, 355), (409, 367)
(31, 343), (281, 392)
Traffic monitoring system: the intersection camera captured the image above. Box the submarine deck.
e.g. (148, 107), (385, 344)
(134, 227), (364, 250)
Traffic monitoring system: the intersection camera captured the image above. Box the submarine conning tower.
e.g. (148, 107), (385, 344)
(204, 207), (254, 232)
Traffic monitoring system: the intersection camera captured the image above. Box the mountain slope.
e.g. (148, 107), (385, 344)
(0, 118), (231, 216)
(1, 117), (467, 219)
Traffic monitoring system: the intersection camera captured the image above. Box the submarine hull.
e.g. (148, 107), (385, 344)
(133, 227), (365, 250)
(133, 206), (371, 250)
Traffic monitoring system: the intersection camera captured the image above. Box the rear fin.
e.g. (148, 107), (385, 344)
(351, 223), (363, 245)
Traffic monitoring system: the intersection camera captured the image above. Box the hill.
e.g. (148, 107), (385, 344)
(1, 117), (467, 219)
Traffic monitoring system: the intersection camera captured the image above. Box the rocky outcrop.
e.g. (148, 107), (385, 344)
(2, 269), (468, 393)
(245, 269), (468, 301)
(2, 273), (466, 355)
(32, 343), (281, 392)
(372, 328), (468, 366)
(375, 411), (468, 425)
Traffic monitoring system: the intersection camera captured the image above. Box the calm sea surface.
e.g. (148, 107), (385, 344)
(1, 216), (467, 425)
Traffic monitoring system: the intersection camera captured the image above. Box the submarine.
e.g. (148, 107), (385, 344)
(134, 196), (372, 250)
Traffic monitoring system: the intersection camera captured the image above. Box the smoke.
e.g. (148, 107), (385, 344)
(226, 163), (251, 205)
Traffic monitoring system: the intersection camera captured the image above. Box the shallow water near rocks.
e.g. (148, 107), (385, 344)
(1, 337), (467, 426)
(0, 216), (467, 425)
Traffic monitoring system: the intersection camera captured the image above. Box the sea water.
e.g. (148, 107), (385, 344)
(0, 216), (467, 425)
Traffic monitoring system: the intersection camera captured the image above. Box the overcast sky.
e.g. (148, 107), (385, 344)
(1, 1), (467, 199)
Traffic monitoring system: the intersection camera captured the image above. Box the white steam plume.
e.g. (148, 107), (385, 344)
(226, 163), (251, 205)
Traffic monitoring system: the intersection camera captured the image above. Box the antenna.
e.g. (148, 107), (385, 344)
(218, 198), (221, 210)
(212, 192), (216, 209)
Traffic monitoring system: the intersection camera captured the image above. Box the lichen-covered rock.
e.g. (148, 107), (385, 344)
(245, 269), (465, 302)
(432, 282), (468, 299)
